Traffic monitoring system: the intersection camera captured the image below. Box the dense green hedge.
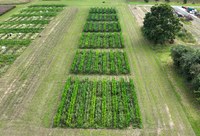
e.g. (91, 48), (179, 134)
(171, 45), (200, 102)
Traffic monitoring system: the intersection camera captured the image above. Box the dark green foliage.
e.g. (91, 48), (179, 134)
(0, 54), (17, 68)
(71, 51), (130, 75)
(53, 78), (142, 128)
(1, 20), (50, 25)
(89, 7), (116, 14)
(79, 33), (124, 49)
(171, 45), (200, 102)
(143, 4), (181, 44)
(87, 14), (118, 21)
(12, 12), (58, 17)
(0, 39), (31, 46)
(20, 7), (63, 12)
(0, 28), (43, 33)
(144, 0), (149, 3)
(28, 4), (66, 8)
(183, 0), (187, 4)
(83, 22), (121, 32)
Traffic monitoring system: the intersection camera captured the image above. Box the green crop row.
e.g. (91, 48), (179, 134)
(83, 22), (121, 32)
(87, 14), (118, 22)
(53, 78), (142, 128)
(71, 50), (130, 75)
(0, 39), (31, 46)
(89, 7), (116, 14)
(20, 7), (64, 13)
(28, 4), (65, 8)
(79, 32), (124, 49)
(0, 28), (42, 33)
(12, 12), (58, 17)
(2, 20), (50, 25)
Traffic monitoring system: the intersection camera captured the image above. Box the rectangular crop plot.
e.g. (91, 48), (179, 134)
(79, 33), (124, 49)
(54, 78), (142, 129)
(71, 51), (130, 75)
(87, 14), (118, 21)
(83, 22), (121, 32)
(89, 7), (116, 14)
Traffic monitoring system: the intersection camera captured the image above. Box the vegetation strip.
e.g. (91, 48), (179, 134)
(79, 32), (124, 49)
(54, 78), (142, 128)
(171, 45), (200, 102)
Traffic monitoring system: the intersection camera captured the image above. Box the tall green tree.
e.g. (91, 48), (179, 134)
(143, 4), (181, 44)
(171, 45), (200, 102)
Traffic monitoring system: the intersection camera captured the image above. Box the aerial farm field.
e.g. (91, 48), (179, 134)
(0, 0), (199, 136)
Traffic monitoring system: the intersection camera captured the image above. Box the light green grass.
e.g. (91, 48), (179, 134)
(152, 44), (200, 136)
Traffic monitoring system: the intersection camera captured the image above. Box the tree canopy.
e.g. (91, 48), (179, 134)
(143, 4), (181, 44)
(171, 45), (200, 102)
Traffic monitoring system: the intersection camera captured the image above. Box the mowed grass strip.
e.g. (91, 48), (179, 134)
(53, 78), (142, 129)
(70, 50), (130, 75)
